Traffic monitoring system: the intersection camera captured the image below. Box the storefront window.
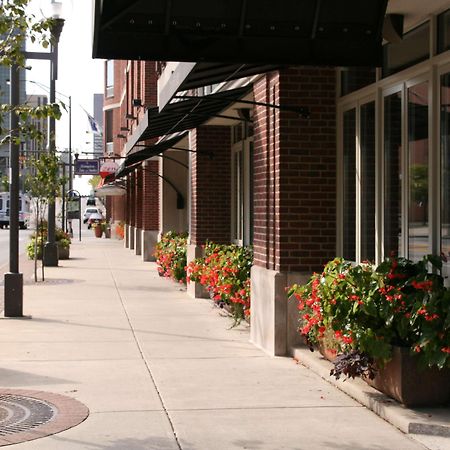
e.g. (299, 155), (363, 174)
(383, 23), (430, 77)
(341, 67), (376, 97)
(408, 82), (429, 261)
(343, 109), (356, 261)
(438, 9), (450, 54)
(441, 73), (450, 265)
(384, 92), (402, 257)
(360, 101), (376, 261)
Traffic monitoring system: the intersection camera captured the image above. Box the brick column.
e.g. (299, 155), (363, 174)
(125, 174), (132, 248)
(251, 67), (337, 356)
(141, 159), (160, 261)
(128, 171), (136, 250)
(187, 125), (231, 298)
(134, 167), (143, 255)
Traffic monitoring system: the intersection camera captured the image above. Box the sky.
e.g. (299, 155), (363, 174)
(26, 0), (104, 194)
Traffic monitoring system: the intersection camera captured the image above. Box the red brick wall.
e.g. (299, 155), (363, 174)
(253, 67), (337, 273)
(190, 126), (231, 245)
(135, 167), (143, 229)
(129, 171), (136, 227)
(142, 160), (159, 230)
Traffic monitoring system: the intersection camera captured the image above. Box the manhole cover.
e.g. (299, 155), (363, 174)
(0, 389), (89, 446)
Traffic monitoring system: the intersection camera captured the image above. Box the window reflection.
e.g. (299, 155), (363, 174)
(408, 82), (429, 261)
(343, 109), (356, 261)
(384, 92), (402, 257)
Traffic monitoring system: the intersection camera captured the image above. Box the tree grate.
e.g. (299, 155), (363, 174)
(0, 394), (57, 436)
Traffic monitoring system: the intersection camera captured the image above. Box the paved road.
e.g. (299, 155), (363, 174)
(0, 229), (33, 270)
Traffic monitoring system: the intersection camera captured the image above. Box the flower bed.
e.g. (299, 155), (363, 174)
(154, 231), (188, 283)
(187, 242), (252, 324)
(288, 255), (450, 383)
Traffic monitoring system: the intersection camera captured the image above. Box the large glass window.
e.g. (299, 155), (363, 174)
(408, 82), (429, 261)
(342, 109), (356, 261)
(441, 73), (450, 265)
(106, 60), (114, 97)
(438, 9), (450, 54)
(360, 101), (376, 261)
(383, 23), (430, 77)
(384, 91), (403, 257)
(341, 67), (376, 97)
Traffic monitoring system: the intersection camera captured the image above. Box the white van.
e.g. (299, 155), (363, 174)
(0, 192), (31, 229)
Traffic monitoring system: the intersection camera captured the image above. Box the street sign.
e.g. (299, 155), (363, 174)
(74, 159), (99, 175)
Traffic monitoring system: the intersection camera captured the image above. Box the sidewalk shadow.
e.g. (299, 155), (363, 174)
(0, 366), (73, 387)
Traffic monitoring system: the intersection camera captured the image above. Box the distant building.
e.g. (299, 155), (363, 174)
(0, 63), (26, 191)
(93, 93), (104, 157)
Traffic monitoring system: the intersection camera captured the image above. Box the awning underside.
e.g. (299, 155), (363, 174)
(113, 132), (189, 179)
(93, 0), (388, 66)
(138, 86), (251, 142)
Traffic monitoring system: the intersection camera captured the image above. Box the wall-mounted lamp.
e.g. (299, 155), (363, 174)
(126, 113), (136, 120)
(120, 126), (130, 131)
(132, 99), (142, 107)
(117, 134), (126, 139)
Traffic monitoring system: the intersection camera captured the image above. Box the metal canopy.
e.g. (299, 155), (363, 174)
(114, 132), (189, 179)
(93, 0), (388, 66)
(138, 86), (251, 142)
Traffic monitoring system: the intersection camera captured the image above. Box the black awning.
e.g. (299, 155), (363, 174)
(115, 132), (189, 179)
(138, 86), (250, 142)
(93, 0), (388, 66)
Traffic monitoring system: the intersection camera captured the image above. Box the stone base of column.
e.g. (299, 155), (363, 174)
(134, 228), (142, 256)
(186, 244), (209, 299)
(129, 226), (135, 250)
(141, 230), (158, 262)
(250, 266), (307, 356)
(4, 272), (23, 317)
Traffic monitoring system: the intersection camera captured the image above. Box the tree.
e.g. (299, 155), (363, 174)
(25, 153), (66, 282)
(88, 175), (101, 191)
(0, 0), (62, 145)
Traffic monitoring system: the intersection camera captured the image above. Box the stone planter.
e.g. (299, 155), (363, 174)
(58, 244), (70, 260)
(366, 346), (450, 407)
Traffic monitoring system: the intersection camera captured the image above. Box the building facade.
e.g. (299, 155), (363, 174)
(96, 1), (450, 355)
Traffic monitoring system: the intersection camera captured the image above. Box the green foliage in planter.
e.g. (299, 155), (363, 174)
(154, 231), (188, 283)
(288, 255), (450, 379)
(27, 226), (71, 260)
(187, 241), (252, 324)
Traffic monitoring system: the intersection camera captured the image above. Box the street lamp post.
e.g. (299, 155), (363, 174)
(43, 17), (65, 267)
(4, 1), (66, 316)
(4, 63), (23, 317)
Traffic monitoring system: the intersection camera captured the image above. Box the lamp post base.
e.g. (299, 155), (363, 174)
(43, 242), (59, 267)
(4, 272), (23, 317)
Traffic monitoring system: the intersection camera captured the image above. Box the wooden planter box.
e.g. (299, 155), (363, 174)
(366, 346), (450, 407)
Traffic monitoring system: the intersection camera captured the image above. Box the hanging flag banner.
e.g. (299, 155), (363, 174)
(83, 109), (102, 134)
(99, 160), (119, 178)
(74, 159), (100, 175)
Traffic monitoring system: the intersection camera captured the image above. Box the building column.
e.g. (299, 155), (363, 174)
(125, 174), (131, 248)
(134, 167), (143, 256)
(250, 67), (337, 356)
(129, 171), (136, 250)
(187, 125), (231, 299)
(141, 159), (160, 261)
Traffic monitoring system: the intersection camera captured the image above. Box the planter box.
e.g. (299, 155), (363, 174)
(366, 346), (450, 407)
(58, 244), (70, 260)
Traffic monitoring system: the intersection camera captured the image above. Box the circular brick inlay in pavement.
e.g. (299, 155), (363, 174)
(0, 389), (89, 446)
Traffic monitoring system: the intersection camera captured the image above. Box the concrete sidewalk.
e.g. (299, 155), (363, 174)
(0, 236), (447, 449)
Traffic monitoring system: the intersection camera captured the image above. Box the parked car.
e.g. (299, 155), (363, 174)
(83, 207), (102, 224)
(86, 197), (96, 206)
(87, 212), (104, 229)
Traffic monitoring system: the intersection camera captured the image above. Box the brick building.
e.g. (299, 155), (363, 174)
(94, 1), (450, 355)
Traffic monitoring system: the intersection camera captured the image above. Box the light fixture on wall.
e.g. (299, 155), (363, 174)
(117, 133), (126, 139)
(120, 126), (130, 131)
(132, 99), (142, 107)
(126, 113), (136, 120)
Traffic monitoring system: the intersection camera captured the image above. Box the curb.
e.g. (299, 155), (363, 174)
(291, 346), (450, 437)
